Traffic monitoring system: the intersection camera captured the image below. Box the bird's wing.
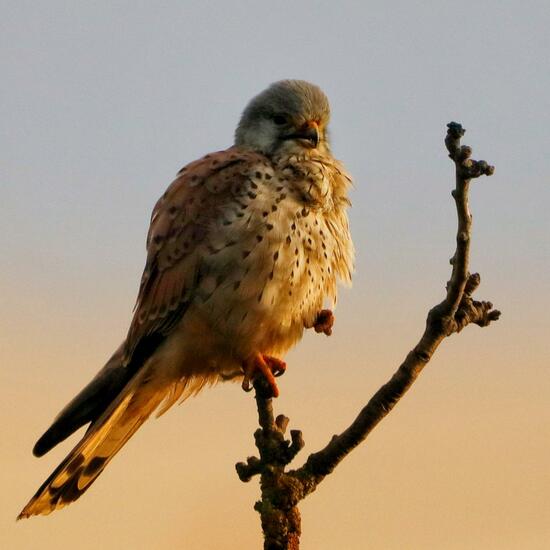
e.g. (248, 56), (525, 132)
(31, 147), (267, 459)
(32, 343), (127, 456)
(123, 146), (266, 365)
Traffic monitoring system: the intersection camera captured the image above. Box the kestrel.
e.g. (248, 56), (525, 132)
(18, 80), (354, 519)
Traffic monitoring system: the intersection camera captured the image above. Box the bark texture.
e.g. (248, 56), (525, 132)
(236, 122), (500, 549)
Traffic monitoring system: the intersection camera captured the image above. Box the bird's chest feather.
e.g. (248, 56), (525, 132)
(195, 154), (352, 355)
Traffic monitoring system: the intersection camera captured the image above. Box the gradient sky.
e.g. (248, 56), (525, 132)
(2, 2), (549, 549)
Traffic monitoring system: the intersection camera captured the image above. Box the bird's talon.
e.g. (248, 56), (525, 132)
(241, 377), (253, 392)
(264, 356), (286, 377)
(242, 354), (285, 397)
(313, 309), (334, 336)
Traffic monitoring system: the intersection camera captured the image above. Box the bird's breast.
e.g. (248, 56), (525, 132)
(193, 154), (353, 359)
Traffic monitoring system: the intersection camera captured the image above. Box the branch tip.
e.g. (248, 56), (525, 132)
(236, 456), (262, 482)
(288, 430), (305, 458)
(276, 415), (290, 434)
(447, 121), (466, 137)
(465, 272), (481, 295)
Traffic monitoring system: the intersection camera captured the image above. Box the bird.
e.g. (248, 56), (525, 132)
(18, 79), (354, 519)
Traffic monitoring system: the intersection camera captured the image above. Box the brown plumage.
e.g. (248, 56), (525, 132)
(18, 80), (354, 519)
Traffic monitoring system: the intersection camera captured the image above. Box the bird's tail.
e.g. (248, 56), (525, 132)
(18, 366), (166, 519)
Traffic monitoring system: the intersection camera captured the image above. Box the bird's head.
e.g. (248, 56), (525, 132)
(235, 80), (331, 156)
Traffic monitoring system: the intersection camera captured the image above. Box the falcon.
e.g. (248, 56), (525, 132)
(18, 80), (354, 518)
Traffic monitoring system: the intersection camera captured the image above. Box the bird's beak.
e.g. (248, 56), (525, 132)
(284, 120), (320, 148)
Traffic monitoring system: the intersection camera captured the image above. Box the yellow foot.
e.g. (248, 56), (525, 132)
(242, 354), (287, 397)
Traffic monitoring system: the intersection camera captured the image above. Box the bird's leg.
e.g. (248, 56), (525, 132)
(242, 354), (287, 398)
(313, 309), (334, 335)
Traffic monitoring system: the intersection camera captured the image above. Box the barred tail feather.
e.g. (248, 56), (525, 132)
(18, 368), (166, 519)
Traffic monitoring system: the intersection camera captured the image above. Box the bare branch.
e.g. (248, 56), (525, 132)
(296, 122), (499, 482)
(237, 123), (500, 549)
(442, 122), (495, 316)
(235, 377), (305, 549)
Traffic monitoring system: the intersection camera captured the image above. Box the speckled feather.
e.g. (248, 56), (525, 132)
(126, 147), (352, 367)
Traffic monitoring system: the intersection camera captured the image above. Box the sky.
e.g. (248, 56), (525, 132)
(2, 1), (549, 549)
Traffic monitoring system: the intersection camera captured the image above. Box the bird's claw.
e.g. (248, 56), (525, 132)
(242, 354), (286, 397)
(313, 309), (334, 336)
(266, 356), (286, 378)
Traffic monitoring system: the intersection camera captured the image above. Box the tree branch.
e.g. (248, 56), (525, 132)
(237, 122), (500, 549)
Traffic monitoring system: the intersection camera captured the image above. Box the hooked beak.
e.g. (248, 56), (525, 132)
(283, 120), (320, 148)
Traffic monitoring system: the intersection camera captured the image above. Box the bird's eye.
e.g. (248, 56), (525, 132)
(272, 114), (288, 126)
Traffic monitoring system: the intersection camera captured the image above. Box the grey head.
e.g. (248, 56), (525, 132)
(235, 80), (331, 156)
